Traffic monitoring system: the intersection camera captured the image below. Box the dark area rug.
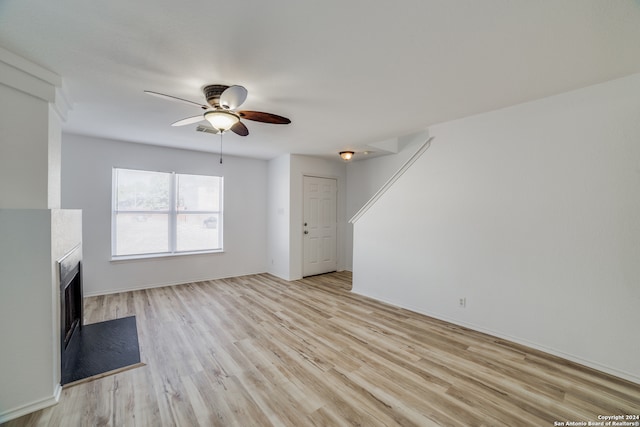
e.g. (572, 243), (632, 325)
(61, 315), (144, 387)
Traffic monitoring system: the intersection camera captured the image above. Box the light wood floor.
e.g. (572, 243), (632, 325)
(5, 271), (639, 426)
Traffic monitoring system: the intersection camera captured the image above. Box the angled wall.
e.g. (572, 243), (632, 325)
(352, 73), (640, 383)
(345, 132), (429, 271)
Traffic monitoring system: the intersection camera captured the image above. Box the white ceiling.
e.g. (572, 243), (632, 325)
(1, 0), (640, 161)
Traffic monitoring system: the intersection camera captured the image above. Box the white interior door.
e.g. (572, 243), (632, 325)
(303, 176), (337, 277)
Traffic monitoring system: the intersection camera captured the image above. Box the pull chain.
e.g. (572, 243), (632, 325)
(219, 132), (223, 164)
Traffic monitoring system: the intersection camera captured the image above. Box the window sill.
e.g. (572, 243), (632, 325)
(111, 249), (224, 263)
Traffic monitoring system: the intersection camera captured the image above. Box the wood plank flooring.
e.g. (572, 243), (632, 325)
(4, 271), (639, 426)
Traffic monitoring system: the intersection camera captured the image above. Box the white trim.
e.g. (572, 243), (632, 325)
(53, 383), (62, 403)
(0, 45), (62, 87)
(53, 85), (73, 122)
(111, 249), (224, 262)
(0, 386), (61, 424)
(0, 46), (61, 103)
(0, 47), (73, 120)
(349, 136), (434, 224)
(168, 172), (177, 252)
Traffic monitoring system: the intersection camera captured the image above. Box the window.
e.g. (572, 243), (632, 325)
(112, 168), (223, 258)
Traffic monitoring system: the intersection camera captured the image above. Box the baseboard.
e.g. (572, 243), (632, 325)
(350, 289), (640, 385)
(0, 384), (61, 424)
(83, 270), (267, 297)
(54, 383), (62, 402)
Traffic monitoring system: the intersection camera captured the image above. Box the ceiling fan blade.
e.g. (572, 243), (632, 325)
(220, 85), (248, 110)
(144, 91), (207, 109)
(230, 121), (249, 136)
(238, 111), (291, 124)
(171, 115), (205, 127)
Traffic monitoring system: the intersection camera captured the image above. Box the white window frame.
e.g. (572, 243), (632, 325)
(111, 168), (223, 260)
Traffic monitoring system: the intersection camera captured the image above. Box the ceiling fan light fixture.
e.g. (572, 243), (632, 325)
(146, 84), (291, 137)
(204, 110), (240, 132)
(339, 151), (355, 161)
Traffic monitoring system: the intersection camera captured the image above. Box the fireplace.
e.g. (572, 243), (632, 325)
(59, 245), (83, 375)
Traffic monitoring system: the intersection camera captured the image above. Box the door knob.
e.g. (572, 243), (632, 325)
(304, 230), (309, 234)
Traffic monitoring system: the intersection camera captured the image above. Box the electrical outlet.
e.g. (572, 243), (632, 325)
(459, 297), (466, 308)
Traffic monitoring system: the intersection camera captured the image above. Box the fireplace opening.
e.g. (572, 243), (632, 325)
(59, 245), (83, 373)
(62, 271), (81, 348)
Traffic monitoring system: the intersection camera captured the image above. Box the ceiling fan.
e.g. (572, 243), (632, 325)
(144, 84), (291, 136)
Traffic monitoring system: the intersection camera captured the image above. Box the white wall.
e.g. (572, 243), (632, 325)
(267, 154), (292, 279)
(48, 105), (63, 209)
(345, 132), (429, 270)
(0, 83), (50, 208)
(0, 209), (81, 422)
(61, 134), (268, 296)
(352, 73), (640, 383)
(0, 211), (54, 419)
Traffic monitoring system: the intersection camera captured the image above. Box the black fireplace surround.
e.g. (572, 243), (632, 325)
(58, 245), (83, 379)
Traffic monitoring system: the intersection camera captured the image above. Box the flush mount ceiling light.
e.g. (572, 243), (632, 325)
(204, 110), (240, 133)
(339, 151), (355, 161)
